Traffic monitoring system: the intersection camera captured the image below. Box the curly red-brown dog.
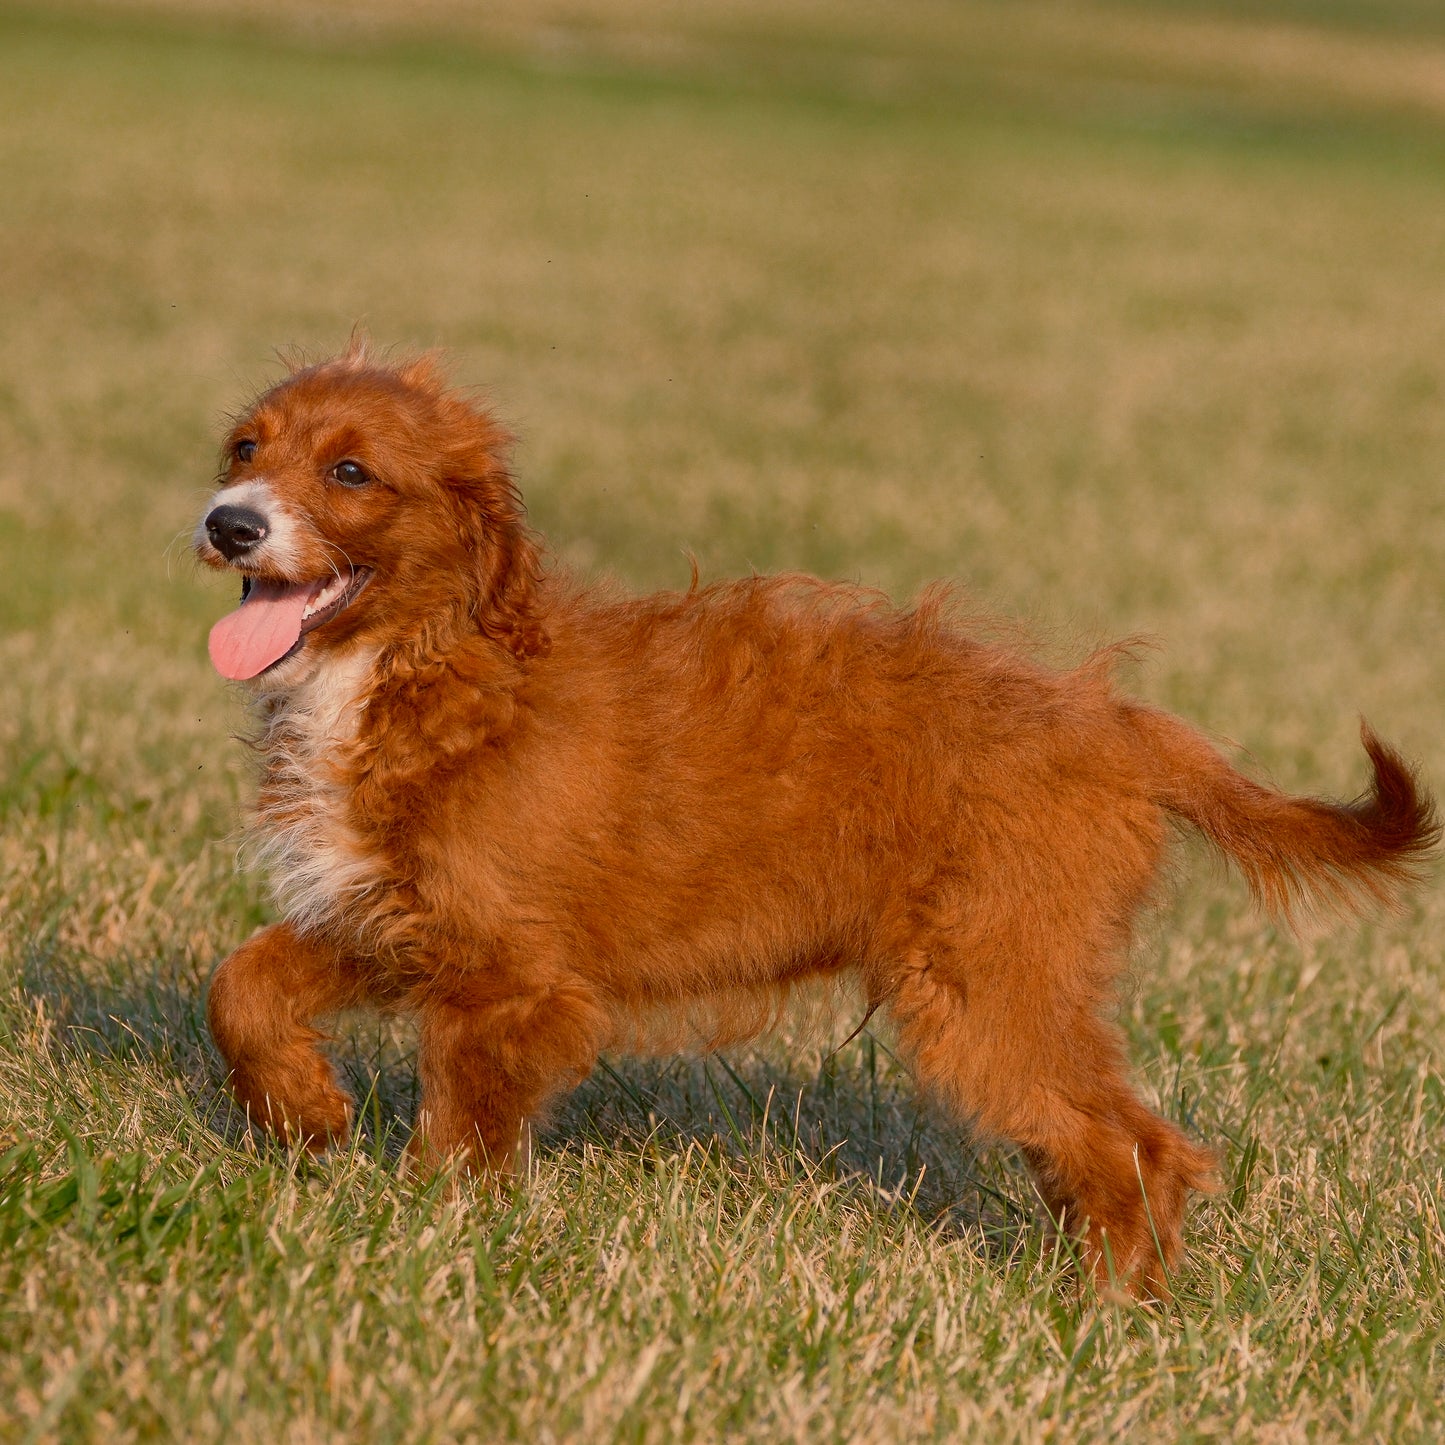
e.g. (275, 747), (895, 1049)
(196, 342), (1436, 1297)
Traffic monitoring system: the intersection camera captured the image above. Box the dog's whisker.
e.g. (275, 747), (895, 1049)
(320, 540), (355, 584)
(162, 526), (196, 580)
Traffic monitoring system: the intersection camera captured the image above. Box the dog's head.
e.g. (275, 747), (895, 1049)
(195, 346), (543, 684)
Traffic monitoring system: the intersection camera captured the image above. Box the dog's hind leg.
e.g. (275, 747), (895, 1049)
(884, 924), (1217, 1299)
(207, 922), (368, 1148)
(410, 977), (609, 1179)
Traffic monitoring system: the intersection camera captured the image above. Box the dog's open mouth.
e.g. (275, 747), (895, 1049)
(208, 568), (373, 681)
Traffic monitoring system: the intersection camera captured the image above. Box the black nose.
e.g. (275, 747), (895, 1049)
(205, 504), (269, 560)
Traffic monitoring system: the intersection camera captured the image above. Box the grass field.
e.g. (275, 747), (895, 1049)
(3, 2), (1445, 1439)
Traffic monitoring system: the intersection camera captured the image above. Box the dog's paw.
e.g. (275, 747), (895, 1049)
(231, 1051), (355, 1152)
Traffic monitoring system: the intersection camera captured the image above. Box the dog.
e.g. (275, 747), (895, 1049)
(195, 342), (1437, 1297)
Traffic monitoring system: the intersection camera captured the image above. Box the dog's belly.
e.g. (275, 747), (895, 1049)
(605, 969), (867, 1057)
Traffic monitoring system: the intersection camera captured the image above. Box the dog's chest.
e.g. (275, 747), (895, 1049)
(249, 651), (385, 935)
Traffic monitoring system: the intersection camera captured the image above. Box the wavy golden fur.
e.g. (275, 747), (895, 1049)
(197, 345), (1437, 1297)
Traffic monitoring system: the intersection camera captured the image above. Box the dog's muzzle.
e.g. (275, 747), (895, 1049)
(205, 504), (269, 561)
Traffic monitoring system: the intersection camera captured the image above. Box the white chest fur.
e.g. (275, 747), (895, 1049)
(246, 649), (383, 937)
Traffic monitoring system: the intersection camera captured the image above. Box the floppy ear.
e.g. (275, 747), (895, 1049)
(468, 471), (550, 660)
(403, 354), (548, 660)
(441, 405), (549, 660)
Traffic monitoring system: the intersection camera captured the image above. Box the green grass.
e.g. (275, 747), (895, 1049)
(3, 2), (1445, 1439)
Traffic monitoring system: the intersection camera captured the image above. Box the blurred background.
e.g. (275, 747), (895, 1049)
(4, 0), (1444, 765)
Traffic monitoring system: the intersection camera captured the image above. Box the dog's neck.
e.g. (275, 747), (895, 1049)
(360, 636), (525, 781)
(254, 645), (375, 736)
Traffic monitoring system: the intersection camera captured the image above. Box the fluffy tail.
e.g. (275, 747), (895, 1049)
(1126, 707), (1439, 925)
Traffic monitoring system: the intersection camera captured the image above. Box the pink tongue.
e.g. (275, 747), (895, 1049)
(208, 578), (322, 680)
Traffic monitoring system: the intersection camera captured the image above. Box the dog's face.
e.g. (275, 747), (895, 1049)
(195, 353), (533, 684)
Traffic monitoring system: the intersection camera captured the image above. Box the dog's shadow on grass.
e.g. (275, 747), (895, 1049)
(20, 952), (1036, 1266)
(351, 1033), (1038, 1265)
(542, 1045), (1039, 1262)
(324, 1010), (1037, 1257)
(20, 944), (211, 1079)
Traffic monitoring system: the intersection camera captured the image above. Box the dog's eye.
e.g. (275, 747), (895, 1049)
(235, 440), (257, 464)
(331, 460), (369, 488)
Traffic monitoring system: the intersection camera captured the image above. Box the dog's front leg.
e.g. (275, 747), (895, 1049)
(207, 921), (367, 1149)
(410, 981), (607, 1180)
